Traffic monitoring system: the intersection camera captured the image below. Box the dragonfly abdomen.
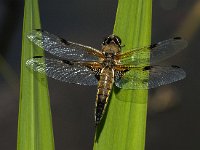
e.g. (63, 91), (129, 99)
(95, 67), (114, 125)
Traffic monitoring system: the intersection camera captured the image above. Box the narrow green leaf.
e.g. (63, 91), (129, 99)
(17, 0), (55, 150)
(94, 0), (152, 150)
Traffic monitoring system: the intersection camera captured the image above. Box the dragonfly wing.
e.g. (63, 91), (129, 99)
(119, 37), (188, 66)
(150, 37), (188, 64)
(26, 57), (98, 85)
(115, 65), (186, 89)
(27, 29), (103, 61)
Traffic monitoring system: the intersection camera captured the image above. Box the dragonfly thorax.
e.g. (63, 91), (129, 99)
(102, 44), (121, 54)
(102, 57), (115, 68)
(104, 51), (114, 58)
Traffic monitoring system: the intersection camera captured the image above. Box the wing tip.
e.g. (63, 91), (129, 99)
(171, 65), (186, 80)
(174, 37), (188, 49)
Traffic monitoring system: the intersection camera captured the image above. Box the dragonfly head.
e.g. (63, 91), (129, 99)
(102, 34), (122, 48)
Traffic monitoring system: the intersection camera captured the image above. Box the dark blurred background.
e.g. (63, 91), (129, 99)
(0, 0), (199, 149)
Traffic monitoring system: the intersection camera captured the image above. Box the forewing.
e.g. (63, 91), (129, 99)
(115, 65), (186, 89)
(26, 57), (98, 85)
(27, 29), (103, 61)
(119, 37), (188, 66)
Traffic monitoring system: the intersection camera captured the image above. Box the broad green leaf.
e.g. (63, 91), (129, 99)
(94, 0), (152, 150)
(17, 0), (55, 150)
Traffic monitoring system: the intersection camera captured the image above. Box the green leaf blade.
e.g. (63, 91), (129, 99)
(17, 0), (55, 150)
(94, 0), (152, 150)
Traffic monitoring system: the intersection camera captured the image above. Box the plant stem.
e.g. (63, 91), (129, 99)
(94, 0), (152, 149)
(17, 0), (55, 150)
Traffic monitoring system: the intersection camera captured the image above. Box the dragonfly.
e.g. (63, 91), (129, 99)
(26, 29), (187, 125)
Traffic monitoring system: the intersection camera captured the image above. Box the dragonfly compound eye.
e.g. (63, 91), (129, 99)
(112, 35), (121, 46)
(103, 37), (112, 45)
(103, 34), (122, 47)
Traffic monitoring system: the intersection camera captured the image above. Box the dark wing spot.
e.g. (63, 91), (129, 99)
(33, 56), (43, 58)
(174, 37), (182, 40)
(59, 37), (70, 45)
(143, 66), (152, 71)
(35, 29), (43, 32)
(171, 65), (180, 68)
(95, 75), (100, 81)
(62, 60), (74, 65)
(150, 43), (158, 49)
(124, 69), (129, 72)
(90, 68), (101, 81)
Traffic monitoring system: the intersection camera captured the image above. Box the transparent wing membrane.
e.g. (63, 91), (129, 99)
(27, 29), (103, 61)
(119, 37), (188, 66)
(26, 57), (98, 85)
(26, 30), (187, 90)
(115, 65), (186, 89)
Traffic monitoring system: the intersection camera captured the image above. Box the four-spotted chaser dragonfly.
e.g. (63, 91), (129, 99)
(26, 29), (187, 125)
